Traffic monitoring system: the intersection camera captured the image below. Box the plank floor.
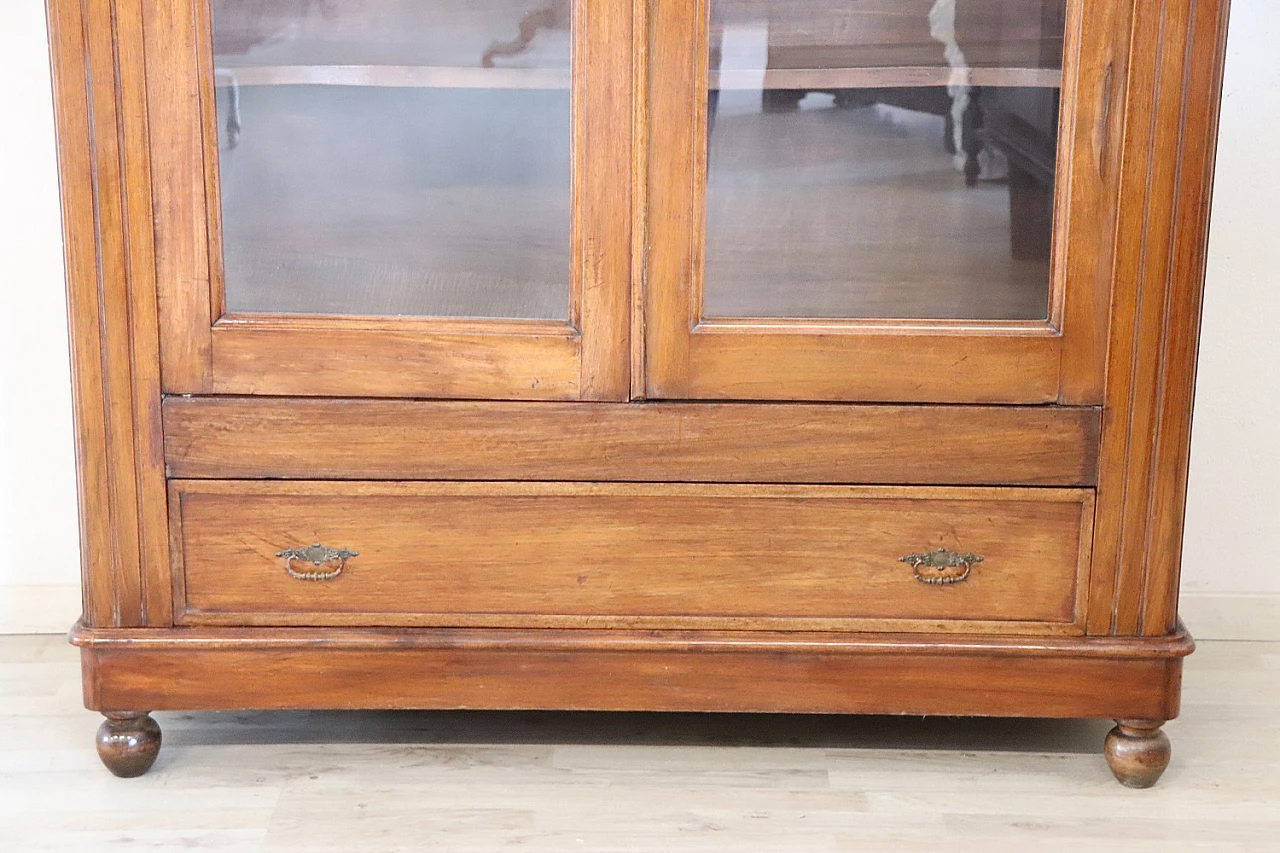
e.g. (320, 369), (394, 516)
(2, 634), (1276, 851)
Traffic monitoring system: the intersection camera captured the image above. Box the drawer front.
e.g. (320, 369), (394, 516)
(171, 482), (1093, 634)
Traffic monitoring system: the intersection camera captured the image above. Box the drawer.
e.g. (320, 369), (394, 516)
(170, 482), (1094, 634)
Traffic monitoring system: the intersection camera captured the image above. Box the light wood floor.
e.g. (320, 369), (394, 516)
(216, 84), (1049, 323)
(705, 99), (1052, 321)
(2, 635), (1276, 851)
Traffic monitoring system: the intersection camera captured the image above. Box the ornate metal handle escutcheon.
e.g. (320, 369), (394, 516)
(899, 547), (983, 585)
(276, 543), (358, 581)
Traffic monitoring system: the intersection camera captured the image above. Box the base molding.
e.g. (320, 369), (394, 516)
(72, 623), (1192, 722)
(8, 588), (1278, 641)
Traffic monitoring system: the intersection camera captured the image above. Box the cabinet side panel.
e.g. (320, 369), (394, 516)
(1137, 0), (1233, 636)
(47, 0), (171, 627)
(1089, 0), (1231, 636)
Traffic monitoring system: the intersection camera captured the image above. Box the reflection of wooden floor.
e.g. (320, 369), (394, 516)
(218, 85), (571, 319)
(223, 245), (568, 318)
(220, 87), (1051, 322)
(705, 97), (1052, 321)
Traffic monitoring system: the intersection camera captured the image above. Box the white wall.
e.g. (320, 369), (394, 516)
(1182, 0), (1280, 598)
(0, 1), (83, 631)
(0, 0), (1277, 633)
(1176, 0), (1280, 637)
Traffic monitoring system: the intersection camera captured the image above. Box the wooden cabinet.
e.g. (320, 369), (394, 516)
(50, 0), (1230, 787)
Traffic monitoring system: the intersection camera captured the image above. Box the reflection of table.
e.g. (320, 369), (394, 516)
(715, 0), (1064, 66)
(983, 85), (1060, 261)
(210, 0), (572, 68)
(208, 0), (574, 147)
(711, 0), (1065, 187)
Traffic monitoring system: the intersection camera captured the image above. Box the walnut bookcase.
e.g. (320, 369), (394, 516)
(49, 0), (1229, 785)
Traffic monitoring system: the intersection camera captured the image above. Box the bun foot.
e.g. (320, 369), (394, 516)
(1104, 719), (1170, 788)
(96, 712), (161, 777)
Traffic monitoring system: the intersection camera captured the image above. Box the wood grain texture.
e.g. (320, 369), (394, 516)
(1088, 0), (1232, 636)
(207, 324), (583, 399)
(47, 0), (172, 627)
(629, 0), (649, 399)
(149, 0), (631, 400)
(574, 0), (633, 399)
(162, 398), (1101, 485)
(95, 711), (162, 778)
(652, 329), (1063, 403)
(50, 0), (1227, 771)
(169, 481), (1094, 634)
(147, 0), (215, 390)
(70, 621), (1196, 657)
(1104, 719), (1172, 788)
(73, 623), (1190, 721)
(640, 0), (1108, 404)
(1055, 0), (1133, 403)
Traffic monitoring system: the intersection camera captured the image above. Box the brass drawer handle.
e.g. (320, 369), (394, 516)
(276, 543), (358, 581)
(899, 547), (983, 585)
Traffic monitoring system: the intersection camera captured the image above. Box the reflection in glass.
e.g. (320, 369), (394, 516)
(210, 0), (572, 319)
(704, 0), (1067, 321)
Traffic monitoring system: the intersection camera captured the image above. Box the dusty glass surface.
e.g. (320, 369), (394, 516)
(211, 0), (572, 319)
(704, 0), (1067, 321)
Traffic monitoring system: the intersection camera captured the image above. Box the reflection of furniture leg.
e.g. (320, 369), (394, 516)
(481, 2), (566, 68)
(944, 110), (957, 154)
(214, 69), (241, 149)
(761, 89), (805, 113)
(832, 89), (875, 110)
(1008, 161), (1054, 261)
(961, 89), (983, 186)
(708, 37), (722, 161)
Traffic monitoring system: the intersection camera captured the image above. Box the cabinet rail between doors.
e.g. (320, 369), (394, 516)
(162, 397), (1100, 486)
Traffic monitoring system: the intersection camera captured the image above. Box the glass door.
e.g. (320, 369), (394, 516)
(645, 0), (1124, 403)
(148, 0), (630, 399)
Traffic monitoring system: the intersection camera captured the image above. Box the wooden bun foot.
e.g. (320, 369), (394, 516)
(1104, 719), (1170, 788)
(96, 711), (161, 777)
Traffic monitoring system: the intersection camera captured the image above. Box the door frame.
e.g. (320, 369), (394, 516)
(146, 0), (631, 400)
(642, 0), (1129, 404)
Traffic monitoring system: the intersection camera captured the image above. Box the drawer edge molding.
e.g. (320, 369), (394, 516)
(69, 620), (1195, 659)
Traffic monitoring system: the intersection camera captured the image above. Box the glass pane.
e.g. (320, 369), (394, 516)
(210, 0), (571, 319)
(704, 0), (1066, 321)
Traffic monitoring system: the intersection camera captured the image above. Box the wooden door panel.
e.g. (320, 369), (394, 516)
(644, 0), (1126, 403)
(146, 0), (630, 400)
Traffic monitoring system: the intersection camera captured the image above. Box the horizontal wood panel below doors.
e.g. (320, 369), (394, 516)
(171, 481), (1094, 634)
(163, 399), (1101, 486)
